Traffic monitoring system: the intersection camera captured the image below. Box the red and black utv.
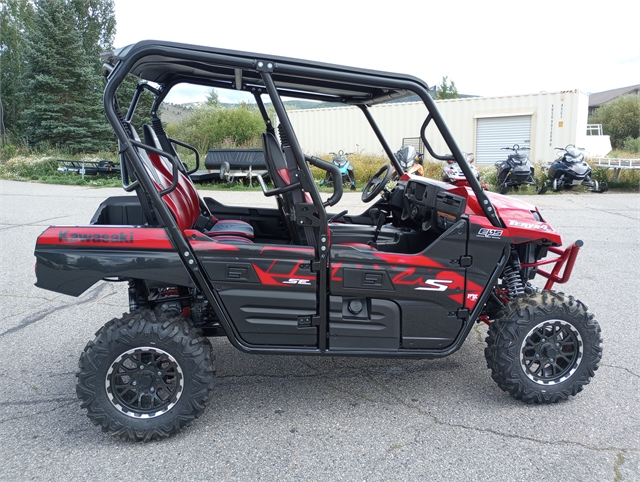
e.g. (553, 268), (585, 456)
(33, 40), (602, 441)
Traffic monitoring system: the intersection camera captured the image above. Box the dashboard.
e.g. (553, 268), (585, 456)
(401, 178), (467, 232)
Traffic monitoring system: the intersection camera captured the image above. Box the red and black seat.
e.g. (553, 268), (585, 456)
(261, 131), (316, 246)
(128, 124), (254, 241)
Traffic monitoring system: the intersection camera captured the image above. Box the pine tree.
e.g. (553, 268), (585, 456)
(69, 0), (115, 59)
(21, 0), (114, 153)
(0, 0), (34, 141)
(435, 76), (459, 100)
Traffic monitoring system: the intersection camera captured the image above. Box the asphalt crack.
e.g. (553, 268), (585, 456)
(0, 397), (76, 407)
(0, 283), (111, 338)
(358, 369), (639, 455)
(580, 205), (639, 222)
(613, 451), (625, 482)
(0, 399), (77, 425)
(601, 363), (640, 378)
(0, 214), (76, 231)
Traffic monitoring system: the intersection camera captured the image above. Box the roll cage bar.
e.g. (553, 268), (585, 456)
(101, 40), (500, 228)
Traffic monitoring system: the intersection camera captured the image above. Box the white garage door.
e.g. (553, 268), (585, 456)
(476, 116), (531, 165)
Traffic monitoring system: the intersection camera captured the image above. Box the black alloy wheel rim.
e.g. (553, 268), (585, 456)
(520, 319), (583, 385)
(106, 347), (184, 418)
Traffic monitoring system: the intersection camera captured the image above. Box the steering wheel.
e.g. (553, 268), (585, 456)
(361, 164), (392, 203)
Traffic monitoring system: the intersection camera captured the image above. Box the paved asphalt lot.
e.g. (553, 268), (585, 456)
(0, 179), (638, 481)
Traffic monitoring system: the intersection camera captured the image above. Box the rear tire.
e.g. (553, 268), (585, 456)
(76, 310), (215, 441)
(484, 291), (601, 404)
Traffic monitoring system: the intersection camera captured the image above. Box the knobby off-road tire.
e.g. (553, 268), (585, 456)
(76, 310), (215, 441)
(484, 291), (602, 404)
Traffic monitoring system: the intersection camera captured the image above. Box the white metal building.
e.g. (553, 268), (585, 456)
(286, 90), (609, 165)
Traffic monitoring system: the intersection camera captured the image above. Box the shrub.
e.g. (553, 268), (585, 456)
(1, 144), (18, 161)
(166, 104), (265, 155)
(623, 137), (640, 154)
(0, 151), (121, 186)
(0, 156), (58, 180)
(589, 95), (640, 149)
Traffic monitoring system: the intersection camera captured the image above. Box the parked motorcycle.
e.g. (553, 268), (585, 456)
(495, 144), (545, 194)
(392, 145), (424, 179)
(546, 145), (607, 193)
(321, 150), (356, 190)
(442, 152), (488, 189)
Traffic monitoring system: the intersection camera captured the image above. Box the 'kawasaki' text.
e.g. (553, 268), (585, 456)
(58, 231), (134, 244)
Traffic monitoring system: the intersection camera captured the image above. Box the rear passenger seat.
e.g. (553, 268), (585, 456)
(128, 124), (254, 241)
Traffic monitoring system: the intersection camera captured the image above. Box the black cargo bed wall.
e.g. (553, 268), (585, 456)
(90, 196), (147, 225)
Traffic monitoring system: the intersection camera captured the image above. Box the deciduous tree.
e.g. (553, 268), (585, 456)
(590, 95), (640, 149)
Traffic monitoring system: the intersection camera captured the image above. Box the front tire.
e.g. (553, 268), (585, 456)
(76, 310), (215, 441)
(484, 291), (601, 404)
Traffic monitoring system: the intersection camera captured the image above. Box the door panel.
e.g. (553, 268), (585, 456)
(330, 220), (469, 346)
(193, 240), (318, 346)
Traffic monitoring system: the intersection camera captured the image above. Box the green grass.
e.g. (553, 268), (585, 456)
(0, 155), (122, 186)
(1, 149), (638, 193)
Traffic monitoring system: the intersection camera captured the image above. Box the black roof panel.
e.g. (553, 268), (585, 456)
(102, 40), (428, 105)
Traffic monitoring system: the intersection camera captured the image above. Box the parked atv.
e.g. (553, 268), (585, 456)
(546, 145), (608, 193)
(441, 152), (488, 189)
(495, 144), (545, 194)
(33, 40), (602, 441)
(321, 150), (356, 190)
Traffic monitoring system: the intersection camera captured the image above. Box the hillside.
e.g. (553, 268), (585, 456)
(159, 93), (479, 124)
(158, 100), (339, 124)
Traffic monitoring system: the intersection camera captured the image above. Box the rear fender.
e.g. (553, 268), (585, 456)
(34, 226), (193, 296)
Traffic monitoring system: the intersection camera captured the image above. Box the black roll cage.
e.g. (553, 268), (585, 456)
(100, 40), (503, 356)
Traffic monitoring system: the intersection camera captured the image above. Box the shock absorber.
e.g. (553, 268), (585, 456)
(503, 249), (526, 298)
(128, 281), (139, 312)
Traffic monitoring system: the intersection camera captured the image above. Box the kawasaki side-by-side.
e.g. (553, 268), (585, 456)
(33, 41), (602, 441)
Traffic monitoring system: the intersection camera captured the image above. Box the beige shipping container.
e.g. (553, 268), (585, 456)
(285, 90), (590, 165)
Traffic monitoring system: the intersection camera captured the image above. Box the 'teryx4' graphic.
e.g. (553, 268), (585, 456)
(508, 220), (549, 231)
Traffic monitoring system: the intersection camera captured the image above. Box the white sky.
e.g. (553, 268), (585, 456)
(113, 0), (640, 104)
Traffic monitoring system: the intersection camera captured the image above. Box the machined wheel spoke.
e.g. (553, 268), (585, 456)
(518, 315), (587, 385)
(558, 354), (574, 364)
(158, 379), (175, 392)
(533, 363), (545, 376)
(115, 384), (135, 397)
(107, 345), (185, 417)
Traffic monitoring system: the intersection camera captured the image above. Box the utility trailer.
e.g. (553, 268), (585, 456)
(190, 148), (268, 183)
(57, 159), (120, 176)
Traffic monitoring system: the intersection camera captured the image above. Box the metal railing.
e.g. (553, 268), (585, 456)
(590, 157), (640, 182)
(586, 124), (603, 136)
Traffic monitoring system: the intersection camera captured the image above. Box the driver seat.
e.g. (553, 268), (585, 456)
(261, 131), (315, 246)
